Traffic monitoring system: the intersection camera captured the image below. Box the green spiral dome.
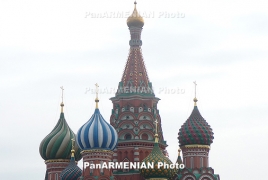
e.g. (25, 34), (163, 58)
(39, 112), (82, 161)
(140, 140), (176, 179)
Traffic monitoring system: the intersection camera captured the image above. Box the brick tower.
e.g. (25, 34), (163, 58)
(109, 2), (167, 180)
(39, 87), (82, 180)
(76, 84), (118, 180)
(176, 82), (220, 180)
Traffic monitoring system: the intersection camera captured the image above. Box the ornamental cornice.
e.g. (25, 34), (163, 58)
(81, 149), (114, 154)
(45, 159), (71, 163)
(110, 95), (160, 102)
(182, 144), (210, 149)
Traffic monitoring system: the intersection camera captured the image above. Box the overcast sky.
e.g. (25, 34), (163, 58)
(0, 0), (268, 179)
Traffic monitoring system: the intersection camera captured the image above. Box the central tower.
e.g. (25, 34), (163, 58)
(110, 2), (167, 180)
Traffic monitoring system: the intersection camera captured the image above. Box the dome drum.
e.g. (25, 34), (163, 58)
(81, 149), (114, 162)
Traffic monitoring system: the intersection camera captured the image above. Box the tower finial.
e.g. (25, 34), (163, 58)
(71, 138), (75, 157)
(178, 148), (181, 156)
(95, 83), (99, 109)
(60, 86), (64, 112)
(127, 0), (144, 28)
(193, 81), (198, 106)
(154, 119), (159, 143)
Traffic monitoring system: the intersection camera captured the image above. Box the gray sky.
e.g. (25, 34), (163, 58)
(0, 0), (268, 179)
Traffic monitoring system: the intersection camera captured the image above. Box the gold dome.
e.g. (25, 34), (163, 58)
(127, 2), (144, 28)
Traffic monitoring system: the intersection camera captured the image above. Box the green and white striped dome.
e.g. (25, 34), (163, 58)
(39, 105), (81, 161)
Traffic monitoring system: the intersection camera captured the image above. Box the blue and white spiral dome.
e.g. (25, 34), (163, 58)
(76, 108), (118, 151)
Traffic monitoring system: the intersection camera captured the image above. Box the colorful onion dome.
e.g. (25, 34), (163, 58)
(60, 142), (82, 180)
(39, 102), (82, 161)
(140, 122), (176, 179)
(178, 102), (214, 146)
(127, 1), (144, 28)
(76, 93), (118, 151)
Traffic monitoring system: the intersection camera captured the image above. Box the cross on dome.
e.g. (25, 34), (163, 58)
(193, 81), (198, 106)
(71, 138), (75, 150)
(60, 86), (64, 112)
(154, 119), (159, 143)
(95, 83), (100, 109)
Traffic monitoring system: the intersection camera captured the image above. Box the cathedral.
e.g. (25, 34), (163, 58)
(39, 2), (220, 180)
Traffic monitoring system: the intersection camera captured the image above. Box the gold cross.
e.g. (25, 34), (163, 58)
(154, 119), (158, 134)
(95, 83), (99, 99)
(60, 86), (64, 103)
(71, 138), (75, 150)
(193, 81), (197, 98)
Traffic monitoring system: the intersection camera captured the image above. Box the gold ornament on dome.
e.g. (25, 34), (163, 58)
(127, 1), (144, 28)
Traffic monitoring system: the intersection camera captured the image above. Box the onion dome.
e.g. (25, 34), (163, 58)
(76, 85), (118, 150)
(39, 91), (82, 161)
(127, 1), (144, 28)
(178, 97), (214, 146)
(60, 140), (82, 180)
(140, 120), (176, 179)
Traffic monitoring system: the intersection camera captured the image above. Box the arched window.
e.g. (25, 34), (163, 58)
(142, 133), (148, 140)
(55, 173), (58, 180)
(200, 157), (203, 167)
(125, 134), (131, 140)
(124, 151), (128, 157)
(184, 158), (186, 167)
(122, 158), (130, 172)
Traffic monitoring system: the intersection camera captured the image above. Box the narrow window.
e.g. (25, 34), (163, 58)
(100, 161), (104, 174)
(190, 157), (194, 168)
(90, 161), (93, 174)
